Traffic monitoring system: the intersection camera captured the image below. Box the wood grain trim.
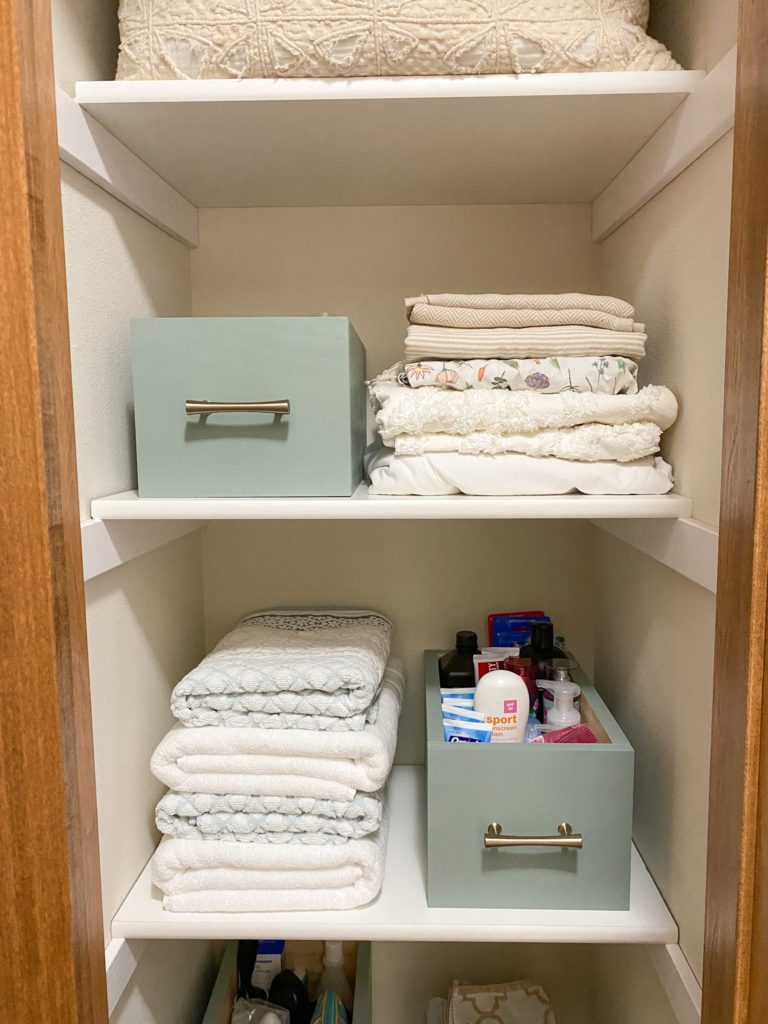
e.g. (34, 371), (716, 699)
(0, 2), (107, 1021)
(703, 1), (768, 1021)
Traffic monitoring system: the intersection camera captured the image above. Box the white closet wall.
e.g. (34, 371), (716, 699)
(54, 4), (223, 1021)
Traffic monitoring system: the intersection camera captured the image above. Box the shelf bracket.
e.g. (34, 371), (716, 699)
(81, 518), (208, 582)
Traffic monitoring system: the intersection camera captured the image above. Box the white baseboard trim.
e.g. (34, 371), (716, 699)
(648, 944), (702, 1024)
(592, 47), (736, 241)
(81, 518), (207, 582)
(56, 87), (199, 247)
(105, 937), (146, 1016)
(591, 517), (718, 593)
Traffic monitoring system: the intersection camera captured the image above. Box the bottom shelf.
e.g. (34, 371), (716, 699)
(112, 767), (677, 944)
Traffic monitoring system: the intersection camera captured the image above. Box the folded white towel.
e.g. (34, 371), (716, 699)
(366, 448), (674, 497)
(171, 609), (392, 727)
(405, 293), (635, 317)
(369, 378), (678, 443)
(409, 303), (635, 332)
(152, 660), (406, 801)
(151, 806), (389, 912)
(404, 325), (647, 361)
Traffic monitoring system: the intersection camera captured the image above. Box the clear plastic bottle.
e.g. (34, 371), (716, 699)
(316, 941), (353, 1014)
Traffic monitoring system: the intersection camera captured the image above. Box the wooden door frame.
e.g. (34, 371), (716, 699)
(0, 1), (108, 1022)
(702, 1), (768, 1022)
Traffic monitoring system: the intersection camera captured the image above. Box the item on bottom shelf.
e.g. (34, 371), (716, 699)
(545, 681), (582, 729)
(309, 992), (348, 1024)
(268, 970), (313, 1024)
(231, 999), (290, 1024)
(439, 631), (480, 687)
(446, 979), (557, 1024)
(316, 942), (354, 1014)
(474, 669), (529, 743)
(443, 718), (492, 744)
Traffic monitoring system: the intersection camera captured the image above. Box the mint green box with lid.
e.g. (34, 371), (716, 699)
(132, 317), (366, 497)
(425, 651), (634, 910)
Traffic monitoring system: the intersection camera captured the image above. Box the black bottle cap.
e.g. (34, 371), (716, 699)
(531, 621), (554, 651)
(456, 630), (479, 653)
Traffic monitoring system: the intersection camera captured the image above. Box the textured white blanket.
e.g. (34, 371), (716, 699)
(152, 809), (388, 912)
(406, 293), (635, 317)
(409, 303), (635, 332)
(171, 609), (392, 727)
(156, 790), (383, 845)
(404, 325), (647, 361)
(390, 422), (662, 461)
(153, 660), (405, 801)
(370, 379), (678, 443)
(366, 449), (674, 497)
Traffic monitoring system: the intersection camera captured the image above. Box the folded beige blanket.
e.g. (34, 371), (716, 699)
(404, 325), (647, 362)
(409, 303), (635, 332)
(406, 293), (635, 317)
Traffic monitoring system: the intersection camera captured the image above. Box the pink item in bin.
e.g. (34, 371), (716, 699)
(534, 724), (599, 744)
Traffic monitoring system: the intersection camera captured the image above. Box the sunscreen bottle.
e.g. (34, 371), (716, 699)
(474, 669), (529, 743)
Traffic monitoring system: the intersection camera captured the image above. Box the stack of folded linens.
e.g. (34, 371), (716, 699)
(150, 609), (404, 912)
(366, 292), (678, 496)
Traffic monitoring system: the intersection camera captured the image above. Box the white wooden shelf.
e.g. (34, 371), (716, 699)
(91, 487), (693, 521)
(76, 72), (702, 208)
(112, 766), (677, 943)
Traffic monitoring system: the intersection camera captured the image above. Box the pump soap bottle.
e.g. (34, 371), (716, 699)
(439, 631), (480, 688)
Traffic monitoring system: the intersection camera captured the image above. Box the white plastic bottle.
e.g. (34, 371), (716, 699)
(546, 680), (581, 729)
(316, 941), (353, 1013)
(474, 669), (529, 743)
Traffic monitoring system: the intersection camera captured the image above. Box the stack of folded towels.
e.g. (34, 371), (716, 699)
(366, 292), (679, 496)
(149, 609), (404, 912)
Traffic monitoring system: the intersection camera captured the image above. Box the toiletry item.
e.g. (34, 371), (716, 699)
(232, 1000), (290, 1024)
(442, 698), (475, 710)
(439, 632), (480, 687)
(534, 723), (598, 744)
(473, 653), (510, 684)
(474, 669), (529, 743)
(269, 970), (313, 1024)
(442, 706), (485, 724)
(525, 715), (544, 743)
(503, 654), (539, 715)
(252, 942), (286, 994)
(440, 687), (475, 704)
(539, 661), (580, 717)
(310, 992), (348, 1024)
(520, 622), (561, 680)
(546, 681), (581, 729)
(488, 611), (549, 647)
(316, 942), (353, 1014)
(443, 719), (492, 743)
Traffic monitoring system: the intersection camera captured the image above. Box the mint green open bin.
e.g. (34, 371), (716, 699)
(132, 317), (366, 497)
(425, 651), (634, 911)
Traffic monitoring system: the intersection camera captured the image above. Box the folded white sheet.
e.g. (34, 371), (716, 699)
(151, 808), (389, 912)
(152, 660), (405, 801)
(370, 378), (678, 443)
(156, 790), (383, 844)
(391, 422), (662, 461)
(404, 325), (647, 361)
(171, 609), (392, 727)
(366, 448), (674, 496)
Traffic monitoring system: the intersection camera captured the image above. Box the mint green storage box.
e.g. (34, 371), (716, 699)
(132, 317), (366, 497)
(425, 651), (634, 910)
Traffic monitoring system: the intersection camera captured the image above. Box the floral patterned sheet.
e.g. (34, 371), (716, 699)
(400, 356), (639, 395)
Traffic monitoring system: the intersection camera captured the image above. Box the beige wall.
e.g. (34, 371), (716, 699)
(650, 0), (738, 72)
(191, 203), (600, 377)
(52, 0), (118, 93)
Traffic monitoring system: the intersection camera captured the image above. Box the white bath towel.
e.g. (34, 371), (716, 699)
(152, 660), (405, 801)
(370, 378), (678, 443)
(366, 448), (674, 497)
(404, 325), (647, 361)
(391, 422), (663, 462)
(171, 609), (392, 727)
(151, 808), (389, 912)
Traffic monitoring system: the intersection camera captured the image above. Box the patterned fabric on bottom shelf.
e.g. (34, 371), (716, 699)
(446, 980), (557, 1024)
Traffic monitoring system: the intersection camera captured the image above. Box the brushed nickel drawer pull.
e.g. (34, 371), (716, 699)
(185, 399), (290, 416)
(484, 821), (583, 849)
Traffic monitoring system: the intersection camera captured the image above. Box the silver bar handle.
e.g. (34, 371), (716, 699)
(484, 821), (583, 849)
(185, 399), (290, 416)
